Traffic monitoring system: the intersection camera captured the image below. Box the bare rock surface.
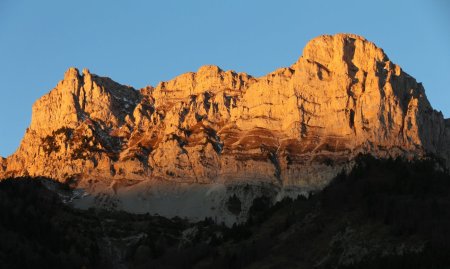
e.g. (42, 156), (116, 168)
(1, 34), (449, 222)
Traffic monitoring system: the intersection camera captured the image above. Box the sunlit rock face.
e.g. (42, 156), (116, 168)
(1, 34), (449, 223)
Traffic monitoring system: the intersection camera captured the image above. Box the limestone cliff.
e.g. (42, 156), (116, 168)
(1, 34), (449, 222)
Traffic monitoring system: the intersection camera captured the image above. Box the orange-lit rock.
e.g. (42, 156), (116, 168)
(0, 34), (449, 222)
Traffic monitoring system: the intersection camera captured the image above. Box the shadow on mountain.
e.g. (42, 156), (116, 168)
(1, 155), (450, 268)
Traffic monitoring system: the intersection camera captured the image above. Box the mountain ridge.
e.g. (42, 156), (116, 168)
(1, 33), (449, 222)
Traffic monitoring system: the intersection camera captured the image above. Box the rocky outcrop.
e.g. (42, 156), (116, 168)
(0, 157), (6, 173)
(3, 68), (141, 180)
(1, 33), (449, 222)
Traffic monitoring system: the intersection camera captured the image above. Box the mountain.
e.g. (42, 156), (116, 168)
(0, 33), (449, 223)
(2, 156), (450, 269)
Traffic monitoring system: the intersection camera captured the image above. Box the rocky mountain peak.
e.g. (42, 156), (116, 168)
(196, 64), (222, 74)
(82, 68), (91, 76)
(301, 34), (387, 66)
(64, 67), (81, 80)
(30, 66), (139, 134)
(1, 34), (448, 223)
(152, 64), (254, 104)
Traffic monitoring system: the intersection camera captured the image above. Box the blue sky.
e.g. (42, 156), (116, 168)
(0, 0), (449, 157)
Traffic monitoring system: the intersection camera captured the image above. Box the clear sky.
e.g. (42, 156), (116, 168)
(0, 0), (449, 157)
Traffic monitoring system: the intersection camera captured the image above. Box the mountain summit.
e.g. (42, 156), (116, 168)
(1, 34), (449, 222)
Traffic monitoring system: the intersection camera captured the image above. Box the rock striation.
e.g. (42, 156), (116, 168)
(1, 34), (449, 222)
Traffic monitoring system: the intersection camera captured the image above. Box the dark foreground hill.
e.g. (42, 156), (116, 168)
(1, 156), (450, 269)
